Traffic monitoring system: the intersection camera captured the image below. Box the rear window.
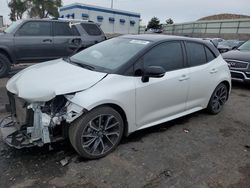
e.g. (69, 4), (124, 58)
(186, 42), (206, 67)
(81, 23), (102, 36)
(54, 22), (79, 36)
(205, 47), (216, 62)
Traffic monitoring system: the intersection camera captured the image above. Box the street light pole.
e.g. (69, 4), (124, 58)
(111, 0), (113, 9)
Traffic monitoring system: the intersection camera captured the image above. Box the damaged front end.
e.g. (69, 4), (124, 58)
(1, 92), (85, 149)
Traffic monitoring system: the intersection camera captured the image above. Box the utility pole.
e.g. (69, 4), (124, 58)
(111, 0), (113, 9)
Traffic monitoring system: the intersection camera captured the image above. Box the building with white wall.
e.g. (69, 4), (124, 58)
(59, 3), (140, 34)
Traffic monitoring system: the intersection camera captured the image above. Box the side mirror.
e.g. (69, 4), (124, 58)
(142, 66), (165, 82)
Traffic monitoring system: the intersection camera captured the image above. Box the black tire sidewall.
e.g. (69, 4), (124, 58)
(71, 106), (124, 159)
(207, 83), (228, 114)
(0, 53), (10, 78)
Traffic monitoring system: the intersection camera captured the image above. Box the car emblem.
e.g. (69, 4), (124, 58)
(229, 62), (236, 67)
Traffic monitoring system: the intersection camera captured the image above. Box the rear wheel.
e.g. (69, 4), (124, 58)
(0, 53), (11, 78)
(207, 83), (228, 114)
(69, 106), (124, 159)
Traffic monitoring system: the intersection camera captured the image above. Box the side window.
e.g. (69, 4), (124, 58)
(71, 25), (80, 36)
(81, 23), (102, 36)
(54, 22), (78, 36)
(205, 46), (216, 62)
(17, 21), (51, 36)
(186, 42), (206, 66)
(143, 42), (184, 72)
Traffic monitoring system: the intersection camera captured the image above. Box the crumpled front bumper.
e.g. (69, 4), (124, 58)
(1, 92), (85, 149)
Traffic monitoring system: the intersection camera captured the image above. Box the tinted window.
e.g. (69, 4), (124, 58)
(17, 21), (51, 36)
(54, 22), (79, 36)
(81, 23), (102, 36)
(186, 42), (206, 66)
(144, 42), (183, 72)
(205, 47), (215, 62)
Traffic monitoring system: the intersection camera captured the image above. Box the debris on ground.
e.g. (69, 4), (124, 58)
(60, 157), (71, 167)
(183, 128), (190, 133)
(162, 170), (172, 177)
(244, 145), (250, 152)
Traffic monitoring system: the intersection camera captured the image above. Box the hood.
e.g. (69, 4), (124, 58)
(6, 59), (107, 102)
(222, 50), (250, 62)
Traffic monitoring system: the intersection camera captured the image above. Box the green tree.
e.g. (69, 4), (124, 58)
(166, 18), (174, 25)
(27, 0), (62, 18)
(147, 17), (161, 29)
(8, 0), (28, 21)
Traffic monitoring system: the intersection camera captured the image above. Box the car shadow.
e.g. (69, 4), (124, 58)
(232, 81), (250, 90)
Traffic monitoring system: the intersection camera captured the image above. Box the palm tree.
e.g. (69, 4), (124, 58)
(28, 0), (62, 18)
(8, 0), (28, 21)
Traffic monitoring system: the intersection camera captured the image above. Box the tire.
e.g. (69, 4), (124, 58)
(69, 106), (124, 159)
(0, 53), (11, 78)
(207, 83), (228, 114)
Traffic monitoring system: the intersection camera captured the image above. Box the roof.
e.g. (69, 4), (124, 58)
(59, 3), (140, 18)
(120, 34), (220, 56)
(121, 34), (194, 42)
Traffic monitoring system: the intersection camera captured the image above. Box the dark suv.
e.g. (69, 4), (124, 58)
(222, 40), (250, 83)
(0, 19), (106, 77)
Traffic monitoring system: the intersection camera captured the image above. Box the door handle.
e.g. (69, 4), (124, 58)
(210, 68), (218, 74)
(42, 39), (52, 43)
(179, 75), (189, 81)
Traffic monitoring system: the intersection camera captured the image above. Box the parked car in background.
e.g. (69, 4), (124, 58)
(3, 35), (231, 159)
(217, 40), (243, 53)
(222, 40), (250, 83)
(0, 19), (106, 77)
(203, 38), (224, 48)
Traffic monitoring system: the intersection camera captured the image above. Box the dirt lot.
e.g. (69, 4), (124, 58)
(0, 68), (249, 188)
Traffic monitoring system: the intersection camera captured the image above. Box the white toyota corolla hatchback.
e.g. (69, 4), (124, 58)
(3, 35), (231, 159)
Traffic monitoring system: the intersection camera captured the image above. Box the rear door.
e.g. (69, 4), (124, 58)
(14, 21), (54, 61)
(53, 21), (82, 58)
(185, 41), (219, 110)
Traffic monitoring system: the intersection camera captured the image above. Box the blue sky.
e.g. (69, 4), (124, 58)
(1, 0), (250, 25)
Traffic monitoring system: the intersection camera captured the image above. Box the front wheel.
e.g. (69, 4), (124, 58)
(0, 53), (11, 78)
(69, 106), (124, 159)
(207, 83), (228, 114)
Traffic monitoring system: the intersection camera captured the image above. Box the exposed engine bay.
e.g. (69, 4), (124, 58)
(1, 92), (85, 149)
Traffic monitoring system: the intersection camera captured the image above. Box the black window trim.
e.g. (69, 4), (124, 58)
(15, 20), (52, 37)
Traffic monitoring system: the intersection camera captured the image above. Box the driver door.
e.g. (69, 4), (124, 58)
(135, 41), (189, 128)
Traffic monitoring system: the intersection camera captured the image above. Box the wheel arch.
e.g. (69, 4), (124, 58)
(220, 80), (231, 100)
(0, 48), (14, 63)
(92, 103), (129, 137)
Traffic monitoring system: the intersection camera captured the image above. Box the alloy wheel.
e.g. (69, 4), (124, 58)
(211, 85), (227, 112)
(81, 114), (121, 156)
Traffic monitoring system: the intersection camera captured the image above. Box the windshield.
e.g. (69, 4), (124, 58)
(71, 37), (151, 72)
(4, 20), (22, 33)
(238, 40), (250, 51)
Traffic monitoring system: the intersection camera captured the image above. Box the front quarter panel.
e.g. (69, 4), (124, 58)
(69, 74), (136, 134)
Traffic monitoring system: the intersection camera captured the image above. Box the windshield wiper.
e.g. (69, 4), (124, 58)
(63, 57), (95, 70)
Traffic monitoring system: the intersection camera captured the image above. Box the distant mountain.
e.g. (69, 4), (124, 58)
(198, 13), (250, 21)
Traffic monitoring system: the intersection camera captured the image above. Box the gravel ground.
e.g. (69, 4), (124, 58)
(0, 67), (249, 188)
